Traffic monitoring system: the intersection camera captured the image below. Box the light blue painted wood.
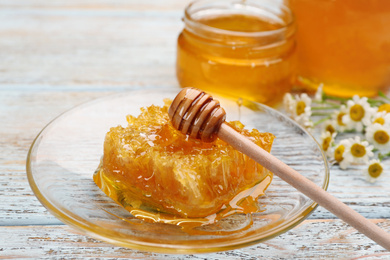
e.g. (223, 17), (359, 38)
(1, 0), (389, 257)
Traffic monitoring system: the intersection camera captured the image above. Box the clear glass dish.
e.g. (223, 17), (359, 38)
(27, 87), (329, 254)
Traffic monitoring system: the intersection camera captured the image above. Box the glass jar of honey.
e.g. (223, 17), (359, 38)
(290, 0), (390, 97)
(176, 0), (296, 106)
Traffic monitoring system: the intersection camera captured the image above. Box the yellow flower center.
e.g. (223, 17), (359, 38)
(374, 130), (390, 144)
(373, 117), (385, 125)
(378, 104), (390, 113)
(337, 112), (346, 126)
(349, 104), (365, 121)
(296, 101), (306, 116)
(368, 163), (383, 178)
(350, 143), (366, 158)
(322, 137), (331, 151)
(325, 124), (336, 134)
(334, 145), (345, 162)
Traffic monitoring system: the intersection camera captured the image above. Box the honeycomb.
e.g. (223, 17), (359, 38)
(94, 100), (275, 219)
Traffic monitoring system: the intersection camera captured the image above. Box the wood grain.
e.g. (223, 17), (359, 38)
(0, 1), (189, 88)
(1, 0), (390, 258)
(1, 220), (390, 259)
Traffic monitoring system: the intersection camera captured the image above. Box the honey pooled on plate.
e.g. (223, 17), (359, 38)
(94, 100), (275, 224)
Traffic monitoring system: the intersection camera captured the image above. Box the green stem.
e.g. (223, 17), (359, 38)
(311, 105), (340, 110)
(378, 91), (390, 102)
(367, 99), (385, 106)
(312, 112), (332, 116)
(343, 129), (358, 134)
(322, 94), (349, 103)
(378, 151), (390, 161)
(313, 115), (332, 126)
(322, 100), (342, 106)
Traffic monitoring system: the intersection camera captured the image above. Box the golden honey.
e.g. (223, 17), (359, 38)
(94, 100), (274, 228)
(176, 0), (296, 106)
(290, 0), (390, 97)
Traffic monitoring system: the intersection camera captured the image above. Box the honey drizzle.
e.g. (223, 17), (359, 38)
(96, 169), (272, 234)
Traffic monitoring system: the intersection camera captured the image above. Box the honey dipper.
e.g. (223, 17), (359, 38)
(168, 87), (390, 250)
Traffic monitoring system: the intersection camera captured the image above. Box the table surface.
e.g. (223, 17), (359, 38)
(1, 1), (390, 259)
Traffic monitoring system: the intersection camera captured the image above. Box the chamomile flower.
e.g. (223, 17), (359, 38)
(333, 139), (352, 170)
(370, 111), (390, 126)
(365, 123), (390, 151)
(283, 93), (295, 115)
(322, 119), (337, 135)
(332, 105), (348, 132)
(314, 83), (324, 102)
(296, 115), (314, 129)
(320, 131), (336, 157)
(294, 93), (313, 128)
(378, 103), (390, 113)
(293, 93), (312, 118)
(283, 93), (313, 129)
(365, 159), (384, 183)
(343, 136), (374, 165)
(342, 95), (375, 132)
(282, 88), (390, 180)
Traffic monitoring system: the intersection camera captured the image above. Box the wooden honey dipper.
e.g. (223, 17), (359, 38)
(168, 87), (390, 250)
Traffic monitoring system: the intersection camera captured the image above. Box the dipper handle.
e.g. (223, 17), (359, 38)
(168, 87), (390, 251)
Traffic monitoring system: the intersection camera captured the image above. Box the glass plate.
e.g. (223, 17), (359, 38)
(27, 87), (329, 253)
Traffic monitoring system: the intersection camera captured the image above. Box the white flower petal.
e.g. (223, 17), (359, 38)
(365, 123), (390, 151)
(314, 83), (324, 102)
(365, 159), (384, 183)
(343, 96), (376, 132)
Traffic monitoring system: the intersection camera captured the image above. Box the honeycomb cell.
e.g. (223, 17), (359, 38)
(94, 100), (275, 220)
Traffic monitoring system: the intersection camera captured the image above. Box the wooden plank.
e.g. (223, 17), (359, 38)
(0, 90), (110, 225)
(1, 220), (390, 259)
(0, 5), (184, 88)
(1, 1), (390, 257)
(0, 0), (191, 10)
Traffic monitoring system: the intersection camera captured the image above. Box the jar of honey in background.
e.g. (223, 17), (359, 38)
(290, 0), (390, 97)
(176, 0), (296, 106)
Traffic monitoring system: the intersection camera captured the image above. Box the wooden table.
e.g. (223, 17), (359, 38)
(1, 1), (390, 258)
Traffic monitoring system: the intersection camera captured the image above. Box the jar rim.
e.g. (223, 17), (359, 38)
(184, 0), (295, 40)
